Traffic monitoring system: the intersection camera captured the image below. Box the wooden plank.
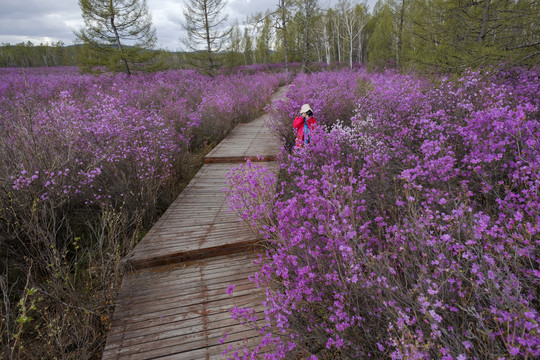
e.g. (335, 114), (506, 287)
(120, 262), (254, 290)
(122, 253), (257, 286)
(105, 312), (266, 356)
(155, 335), (274, 360)
(127, 161), (278, 270)
(103, 253), (267, 360)
(106, 295), (264, 345)
(155, 336), (269, 360)
(127, 240), (259, 270)
(106, 300), (265, 340)
(205, 112), (281, 162)
(136, 224), (256, 249)
(106, 295), (263, 344)
(107, 299), (264, 341)
(111, 252), (260, 310)
(103, 327), (264, 359)
(204, 155), (277, 164)
(113, 275), (258, 311)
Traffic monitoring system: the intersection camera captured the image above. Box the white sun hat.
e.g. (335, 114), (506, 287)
(300, 104), (313, 114)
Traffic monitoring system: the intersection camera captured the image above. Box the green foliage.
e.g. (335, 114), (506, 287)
(392, 0), (540, 72)
(361, 0), (540, 72)
(224, 23), (245, 68)
(0, 42), (184, 70)
(0, 42), (80, 67)
(366, 2), (394, 69)
(256, 16), (273, 64)
(182, 0), (232, 75)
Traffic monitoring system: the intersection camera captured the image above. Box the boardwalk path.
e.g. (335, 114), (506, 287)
(102, 87), (286, 359)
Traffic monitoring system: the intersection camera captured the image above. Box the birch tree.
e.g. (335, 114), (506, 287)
(356, 3), (369, 63)
(323, 14), (331, 64)
(337, 0), (368, 68)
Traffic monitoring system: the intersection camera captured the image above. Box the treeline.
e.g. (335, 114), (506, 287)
(0, 42), (80, 68)
(1, 0), (538, 73)
(228, 0), (540, 72)
(0, 42), (190, 70)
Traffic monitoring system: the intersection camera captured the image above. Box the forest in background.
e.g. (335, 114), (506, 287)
(0, 0), (538, 73)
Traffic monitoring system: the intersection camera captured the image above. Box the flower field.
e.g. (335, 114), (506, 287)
(226, 67), (540, 359)
(0, 66), (289, 357)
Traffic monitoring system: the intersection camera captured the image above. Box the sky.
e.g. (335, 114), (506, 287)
(0, 0), (378, 51)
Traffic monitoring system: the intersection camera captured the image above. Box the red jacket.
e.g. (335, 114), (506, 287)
(293, 115), (317, 147)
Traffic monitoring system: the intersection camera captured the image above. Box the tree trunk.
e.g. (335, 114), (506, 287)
(477, 0), (491, 44)
(396, 0), (406, 68)
(302, 7), (310, 72)
(280, 0), (290, 73)
(349, 34), (353, 68)
(324, 24), (331, 65)
(109, 8), (131, 76)
(358, 34), (362, 63)
(357, 24), (365, 63)
(333, 17), (341, 63)
(203, 1), (215, 71)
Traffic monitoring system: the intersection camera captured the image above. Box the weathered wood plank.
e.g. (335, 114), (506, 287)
(127, 241), (259, 269)
(106, 296), (262, 344)
(105, 312), (264, 350)
(121, 253), (257, 286)
(103, 253), (266, 360)
(155, 336), (271, 360)
(204, 110), (281, 163)
(106, 301), (264, 342)
(127, 162), (277, 269)
(113, 276), (258, 311)
(203, 125), (279, 161)
(104, 328), (263, 359)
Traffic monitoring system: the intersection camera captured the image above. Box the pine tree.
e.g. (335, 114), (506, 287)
(366, 1), (394, 68)
(255, 16), (272, 64)
(182, 0), (232, 74)
(406, 0), (540, 71)
(243, 27), (254, 65)
(299, 0), (320, 72)
(75, 0), (158, 75)
(225, 22), (244, 68)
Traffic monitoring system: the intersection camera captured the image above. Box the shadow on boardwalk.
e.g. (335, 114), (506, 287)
(102, 86), (288, 359)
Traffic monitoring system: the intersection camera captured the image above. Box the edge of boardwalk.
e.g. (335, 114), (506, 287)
(102, 85), (288, 359)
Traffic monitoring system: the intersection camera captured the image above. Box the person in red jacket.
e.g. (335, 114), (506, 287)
(293, 104), (317, 147)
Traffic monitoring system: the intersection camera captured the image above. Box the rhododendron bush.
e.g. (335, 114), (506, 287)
(0, 67), (286, 357)
(266, 69), (362, 150)
(226, 68), (539, 359)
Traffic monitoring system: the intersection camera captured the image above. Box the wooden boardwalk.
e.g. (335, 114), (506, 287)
(102, 87), (285, 359)
(205, 116), (279, 164)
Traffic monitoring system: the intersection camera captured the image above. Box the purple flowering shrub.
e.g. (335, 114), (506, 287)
(0, 66), (81, 77)
(225, 68), (539, 359)
(191, 72), (287, 148)
(0, 68), (283, 357)
(266, 69), (364, 149)
(219, 62), (301, 76)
